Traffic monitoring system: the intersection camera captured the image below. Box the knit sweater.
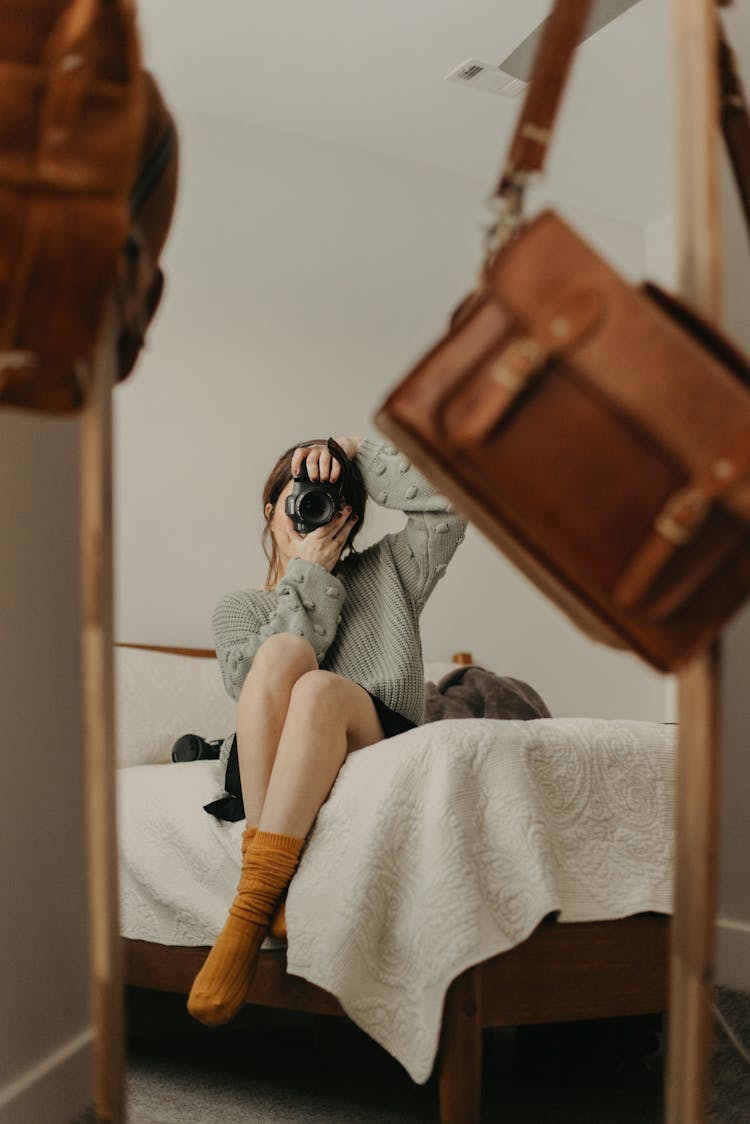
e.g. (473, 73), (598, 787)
(213, 439), (466, 765)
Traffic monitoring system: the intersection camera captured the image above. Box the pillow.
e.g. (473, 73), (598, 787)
(115, 648), (464, 769)
(115, 647), (236, 768)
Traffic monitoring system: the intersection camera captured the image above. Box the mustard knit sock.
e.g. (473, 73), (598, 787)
(187, 829), (303, 1026)
(242, 826), (286, 934)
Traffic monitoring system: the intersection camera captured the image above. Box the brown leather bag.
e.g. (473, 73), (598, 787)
(0, 0), (178, 413)
(376, 0), (750, 672)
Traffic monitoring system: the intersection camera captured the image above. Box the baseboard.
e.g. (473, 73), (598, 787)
(716, 916), (750, 993)
(0, 1027), (93, 1124)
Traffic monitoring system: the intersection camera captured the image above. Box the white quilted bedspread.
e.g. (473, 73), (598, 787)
(118, 716), (675, 1083)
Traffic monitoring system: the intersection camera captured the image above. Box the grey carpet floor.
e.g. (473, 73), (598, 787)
(125, 987), (750, 1123)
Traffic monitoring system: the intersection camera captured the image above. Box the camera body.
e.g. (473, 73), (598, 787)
(284, 461), (345, 535)
(171, 734), (223, 762)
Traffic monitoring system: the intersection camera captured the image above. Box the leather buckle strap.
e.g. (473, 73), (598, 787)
(444, 286), (604, 447)
(441, 332), (549, 448)
(37, 0), (141, 189)
(489, 337), (547, 395)
(653, 487), (711, 545)
(615, 438), (750, 614)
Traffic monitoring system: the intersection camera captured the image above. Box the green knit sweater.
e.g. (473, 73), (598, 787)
(213, 439), (466, 764)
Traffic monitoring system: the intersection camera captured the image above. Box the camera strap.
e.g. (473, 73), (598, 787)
(326, 437), (351, 491)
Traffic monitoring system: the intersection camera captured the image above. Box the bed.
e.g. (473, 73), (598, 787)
(117, 643), (674, 1124)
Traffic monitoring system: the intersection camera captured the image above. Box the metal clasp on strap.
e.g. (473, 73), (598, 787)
(489, 337), (547, 394)
(484, 169), (534, 258)
(654, 486), (710, 545)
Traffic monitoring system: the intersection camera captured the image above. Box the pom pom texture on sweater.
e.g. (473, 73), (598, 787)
(213, 439), (466, 764)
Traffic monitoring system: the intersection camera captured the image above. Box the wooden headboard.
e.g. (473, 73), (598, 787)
(116, 643), (474, 664)
(116, 642), (216, 658)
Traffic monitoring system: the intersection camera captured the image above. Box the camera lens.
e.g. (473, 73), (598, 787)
(299, 489), (335, 526)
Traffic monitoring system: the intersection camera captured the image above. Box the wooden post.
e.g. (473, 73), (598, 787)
(668, 649), (722, 1123)
(437, 967), (482, 1124)
(666, 2), (722, 1121)
(80, 300), (125, 1123)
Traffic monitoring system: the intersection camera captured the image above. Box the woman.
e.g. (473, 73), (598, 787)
(187, 435), (465, 1026)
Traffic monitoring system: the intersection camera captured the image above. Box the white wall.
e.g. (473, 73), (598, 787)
(643, 210), (678, 288)
(115, 108), (669, 722)
(0, 414), (92, 1123)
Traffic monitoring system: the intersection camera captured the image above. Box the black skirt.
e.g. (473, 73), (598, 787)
(203, 689), (416, 823)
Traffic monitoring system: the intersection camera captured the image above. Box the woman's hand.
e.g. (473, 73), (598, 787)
(291, 436), (363, 483)
(291, 507), (358, 572)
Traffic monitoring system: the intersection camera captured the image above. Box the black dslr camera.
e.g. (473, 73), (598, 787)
(284, 438), (349, 535)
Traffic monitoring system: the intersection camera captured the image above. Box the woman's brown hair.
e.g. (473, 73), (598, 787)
(262, 439), (367, 588)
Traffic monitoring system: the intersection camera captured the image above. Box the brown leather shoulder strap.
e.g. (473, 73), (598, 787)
(493, 1), (750, 245)
(718, 21), (750, 238)
(498, 0), (594, 196)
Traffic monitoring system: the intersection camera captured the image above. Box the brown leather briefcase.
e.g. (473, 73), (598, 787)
(0, 0), (178, 413)
(376, 0), (750, 672)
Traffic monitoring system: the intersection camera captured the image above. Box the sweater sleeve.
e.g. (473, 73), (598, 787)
(212, 557), (346, 700)
(356, 438), (466, 607)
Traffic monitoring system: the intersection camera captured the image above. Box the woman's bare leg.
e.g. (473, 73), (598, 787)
(188, 664), (384, 1026)
(257, 670), (385, 839)
(234, 633), (317, 825)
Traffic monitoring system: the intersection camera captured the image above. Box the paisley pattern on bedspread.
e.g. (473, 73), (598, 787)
(284, 717), (674, 1082)
(117, 716), (675, 1083)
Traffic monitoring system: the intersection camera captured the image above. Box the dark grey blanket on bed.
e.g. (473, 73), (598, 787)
(424, 665), (551, 722)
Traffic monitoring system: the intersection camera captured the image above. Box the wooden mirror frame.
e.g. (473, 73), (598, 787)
(81, 3), (723, 1120)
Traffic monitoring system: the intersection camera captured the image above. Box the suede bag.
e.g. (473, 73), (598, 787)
(0, 0), (178, 412)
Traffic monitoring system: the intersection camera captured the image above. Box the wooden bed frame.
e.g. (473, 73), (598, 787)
(125, 916), (669, 1122)
(120, 645), (671, 1123)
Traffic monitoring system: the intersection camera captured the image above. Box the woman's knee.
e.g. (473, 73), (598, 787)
(243, 633), (317, 693)
(288, 669), (344, 713)
(288, 672), (382, 750)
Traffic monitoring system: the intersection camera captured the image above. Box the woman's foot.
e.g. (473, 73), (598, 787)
(187, 914), (269, 1026)
(187, 829), (303, 1026)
